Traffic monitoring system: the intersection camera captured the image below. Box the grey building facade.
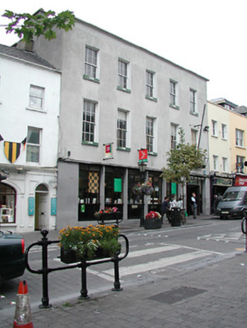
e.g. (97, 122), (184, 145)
(17, 18), (210, 230)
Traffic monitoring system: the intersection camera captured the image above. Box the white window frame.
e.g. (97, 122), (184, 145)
(171, 123), (178, 149)
(82, 99), (98, 144)
(146, 70), (156, 100)
(236, 155), (245, 173)
(213, 155), (219, 171)
(146, 117), (157, 153)
(84, 46), (99, 80)
(117, 109), (129, 149)
(29, 85), (45, 110)
(170, 80), (178, 107)
(191, 129), (198, 146)
(236, 129), (244, 147)
(118, 59), (130, 91)
(190, 89), (197, 113)
(222, 157), (228, 172)
(26, 127), (41, 163)
(221, 124), (227, 140)
(212, 120), (218, 137)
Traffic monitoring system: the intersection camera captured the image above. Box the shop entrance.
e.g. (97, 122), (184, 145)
(35, 184), (49, 230)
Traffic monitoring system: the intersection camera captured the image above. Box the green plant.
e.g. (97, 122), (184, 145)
(59, 225), (120, 260)
(94, 207), (118, 218)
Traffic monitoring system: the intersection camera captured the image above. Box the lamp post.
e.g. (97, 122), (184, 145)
(138, 161), (147, 227)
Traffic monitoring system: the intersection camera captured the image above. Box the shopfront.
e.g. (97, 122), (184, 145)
(210, 172), (235, 214)
(0, 183), (16, 224)
(77, 163), (163, 221)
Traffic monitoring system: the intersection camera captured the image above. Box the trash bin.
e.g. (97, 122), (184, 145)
(170, 207), (181, 226)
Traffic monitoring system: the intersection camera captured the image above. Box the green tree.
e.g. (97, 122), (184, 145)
(160, 128), (207, 213)
(2, 9), (75, 43)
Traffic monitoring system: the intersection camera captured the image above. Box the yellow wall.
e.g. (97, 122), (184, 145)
(229, 110), (247, 174)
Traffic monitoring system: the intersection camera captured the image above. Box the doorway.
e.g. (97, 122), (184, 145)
(35, 184), (49, 230)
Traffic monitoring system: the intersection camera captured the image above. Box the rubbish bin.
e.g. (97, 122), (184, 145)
(170, 207), (181, 226)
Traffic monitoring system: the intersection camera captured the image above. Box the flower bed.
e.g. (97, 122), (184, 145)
(59, 225), (121, 263)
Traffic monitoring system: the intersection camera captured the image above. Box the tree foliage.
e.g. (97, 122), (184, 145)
(160, 128), (207, 187)
(2, 9), (75, 42)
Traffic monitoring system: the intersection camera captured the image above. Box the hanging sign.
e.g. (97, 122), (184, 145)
(114, 178), (122, 192)
(139, 149), (148, 162)
(103, 143), (113, 160)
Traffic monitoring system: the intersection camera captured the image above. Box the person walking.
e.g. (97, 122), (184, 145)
(191, 192), (197, 219)
(161, 196), (171, 224)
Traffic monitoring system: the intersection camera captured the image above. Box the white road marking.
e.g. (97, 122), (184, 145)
(104, 250), (216, 277)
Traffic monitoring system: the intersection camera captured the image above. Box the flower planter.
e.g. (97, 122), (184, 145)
(143, 218), (162, 230)
(60, 246), (116, 264)
(59, 225), (121, 264)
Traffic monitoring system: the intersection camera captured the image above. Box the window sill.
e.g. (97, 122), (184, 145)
(235, 145), (246, 150)
(146, 95), (157, 102)
(83, 75), (100, 83)
(148, 152), (158, 156)
(190, 110), (199, 117)
(82, 141), (99, 147)
(169, 104), (180, 110)
(26, 107), (46, 113)
(117, 86), (131, 93)
(117, 147), (131, 152)
(211, 135), (218, 138)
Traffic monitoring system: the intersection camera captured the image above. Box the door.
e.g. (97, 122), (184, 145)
(35, 193), (49, 230)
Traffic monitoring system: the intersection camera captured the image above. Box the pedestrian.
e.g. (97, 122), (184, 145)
(161, 196), (171, 224)
(191, 192), (197, 219)
(170, 195), (177, 209)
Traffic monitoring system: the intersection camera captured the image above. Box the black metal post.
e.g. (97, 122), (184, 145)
(112, 257), (122, 291)
(79, 260), (89, 299)
(39, 230), (52, 309)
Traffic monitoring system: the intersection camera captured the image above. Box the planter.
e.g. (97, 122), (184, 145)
(97, 211), (122, 224)
(60, 246), (120, 264)
(143, 218), (162, 230)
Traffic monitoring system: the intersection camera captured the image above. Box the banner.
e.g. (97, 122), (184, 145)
(139, 149), (148, 162)
(104, 143), (113, 160)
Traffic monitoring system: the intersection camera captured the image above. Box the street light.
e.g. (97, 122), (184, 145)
(138, 161), (147, 227)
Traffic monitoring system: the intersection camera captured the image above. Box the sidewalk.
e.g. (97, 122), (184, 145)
(5, 215), (247, 328)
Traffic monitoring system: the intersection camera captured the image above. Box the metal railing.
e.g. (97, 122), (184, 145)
(25, 230), (129, 308)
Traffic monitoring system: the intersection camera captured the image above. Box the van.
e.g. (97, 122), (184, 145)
(216, 186), (247, 219)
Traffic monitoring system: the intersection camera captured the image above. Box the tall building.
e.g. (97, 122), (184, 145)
(13, 17), (209, 229)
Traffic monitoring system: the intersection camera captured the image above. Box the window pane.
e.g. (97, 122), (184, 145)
(26, 145), (39, 162)
(27, 129), (40, 144)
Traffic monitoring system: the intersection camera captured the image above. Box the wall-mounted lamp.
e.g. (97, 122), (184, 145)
(203, 126), (209, 132)
(67, 150), (71, 157)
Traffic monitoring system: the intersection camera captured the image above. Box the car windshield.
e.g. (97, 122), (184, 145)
(222, 190), (245, 201)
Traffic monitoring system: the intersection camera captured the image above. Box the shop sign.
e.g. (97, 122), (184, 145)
(213, 178), (233, 186)
(235, 176), (247, 186)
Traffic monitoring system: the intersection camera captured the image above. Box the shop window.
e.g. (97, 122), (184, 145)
(105, 167), (124, 208)
(0, 183), (16, 223)
(78, 165), (100, 220)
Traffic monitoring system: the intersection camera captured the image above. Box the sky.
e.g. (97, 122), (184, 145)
(0, 0), (246, 106)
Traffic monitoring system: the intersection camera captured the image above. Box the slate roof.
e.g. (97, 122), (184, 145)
(0, 43), (56, 70)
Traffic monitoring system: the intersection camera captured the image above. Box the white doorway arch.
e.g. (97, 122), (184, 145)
(35, 183), (49, 230)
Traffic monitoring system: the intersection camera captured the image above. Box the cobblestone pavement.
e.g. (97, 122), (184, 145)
(2, 216), (247, 327)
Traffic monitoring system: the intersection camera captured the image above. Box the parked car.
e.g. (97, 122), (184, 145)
(216, 186), (247, 219)
(0, 230), (25, 286)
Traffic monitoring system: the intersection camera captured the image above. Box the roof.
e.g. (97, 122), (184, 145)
(0, 43), (56, 70)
